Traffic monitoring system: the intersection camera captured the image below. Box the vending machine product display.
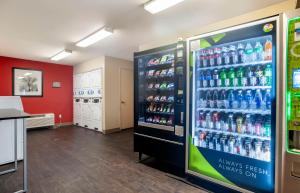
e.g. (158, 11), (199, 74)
(186, 17), (278, 193)
(134, 42), (186, 169)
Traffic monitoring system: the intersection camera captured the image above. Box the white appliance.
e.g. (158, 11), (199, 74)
(73, 69), (103, 132)
(0, 96), (24, 165)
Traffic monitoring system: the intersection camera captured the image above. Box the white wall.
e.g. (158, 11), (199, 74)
(73, 56), (105, 74)
(104, 56), (133, 131)
(139, 0), (295, 51)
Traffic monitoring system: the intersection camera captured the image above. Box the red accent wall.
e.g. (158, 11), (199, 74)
(0, 56), (73, 123)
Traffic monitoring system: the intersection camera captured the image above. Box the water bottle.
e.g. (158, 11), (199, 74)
(244, 90), (252, 109)
(228, 90), (235, 109)
(237, 43), (245, 63)
(227, 113), (236, 132)
(229, 45), (238, 64)
(254, 42), (264, 62)
(263, 89), (271, 110)
(214, 47), (222, 65)
(236, 90), (244, 108)
(228, 67), (236, 87)
(244, 43), (254, 63)
(203, 70), (208, 88)
(222, 47), (230, 65)
(254, 89), (263, 109)
(244, 114), (253, 135)
(201, 50), (208, 67)
(245, 66), (253, 86)
(206, 91), (212, 108)
(206, 112), (212, 129)
(264, 64), (272, 86)
(206, 70), (212, 87)
(255, 65), (263, 86)
(212, 90), (219, 108)
(199, 71), (205, 88)
(212, 69), (219, 87)
(196, 50), (201, 68)
(208, 49), (215, 66)
(218, 90), (227, 109)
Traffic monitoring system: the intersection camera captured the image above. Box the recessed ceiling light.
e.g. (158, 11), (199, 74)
(144, 0), (185, 14)
(50, 50), (72, 61)
(76, 27), (113, 48)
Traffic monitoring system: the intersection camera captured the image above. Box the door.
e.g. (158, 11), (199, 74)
(120, 68), (134, 129)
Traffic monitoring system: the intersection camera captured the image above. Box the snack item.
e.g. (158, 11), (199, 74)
(147, 70), (155, 76)
(155, 70), (161, 77)
(160, 83), (167, 89)
(167, 96), (174, 102)
(160, 55), (168, 64)
(160, 69), (168, 76)
(148, 58), (160, 66)
(167, 117), (173, 125)
(148, 83), (154, 89)
(167, 68), (174, 76)
(147, 96), (154, 101)
(154, 95), (160, 102)
(166, 54), (175, 62)
(146, 117), (153, 122)
(167, 83), (174, 89)
(160, 117), (167, 124)
(160, 96), (167, 102)
(154, 83), (160, 89)
(153, 116), (160, 123)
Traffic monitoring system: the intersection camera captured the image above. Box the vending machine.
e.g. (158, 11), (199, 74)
(186, 17), (279, 193)
(283, 9), (300, 193)
(134, 41), (186, 170)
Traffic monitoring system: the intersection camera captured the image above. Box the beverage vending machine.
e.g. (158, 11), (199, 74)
(186, 17), (279, 193)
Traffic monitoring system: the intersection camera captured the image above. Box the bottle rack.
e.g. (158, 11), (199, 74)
(197, 60), (272, 71)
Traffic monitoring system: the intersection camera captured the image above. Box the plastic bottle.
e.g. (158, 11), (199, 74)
(220, 69), (227, 87)
(236, 67), (244, 87)
(208, 49), (215, 66)
(201, 50), (208, 67)
(206, 91), (212, 108)
(245, 66), (253, 86)
(263, 116), (271, 137)
(244, 114), (253, 135)
(199, 71), (205, 88)
(244, 90), (252, 109)
(228, 67), (236, 87)
(212, 69), (219, 87)
(212, 90), (219, 108)
(255, 65), (263, 86)
(237, 43), (245, 63)
(263, 89), (272, 110)
(222, 47), (230, 65)
(254, 42), (264, 62)
(219, 90), (227, 109)
(228, 90), (235, 109)
(264, 64), (272, 86)
(227, 113), (236, 132)
(229, 45), (238, 64)
(264, 40), (272, 61)
(236, 115), (243, 133)
(206, 112), (212, 129)
(254, 115), (262, 136)
(236, 90), (244, 108)
(196, 50), (201, 68)
(244, 43), (254, 63)
(206, 70), (212, 87)
(254, 89), (263, 109)
(214, 47), (222, 65)
(202, 70), (208, 88)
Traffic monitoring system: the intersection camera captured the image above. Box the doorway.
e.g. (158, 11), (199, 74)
(120, 68), (134, 129)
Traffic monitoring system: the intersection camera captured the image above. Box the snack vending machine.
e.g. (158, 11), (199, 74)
(134, 42), (186, 170)
(186, 17), (279, 193)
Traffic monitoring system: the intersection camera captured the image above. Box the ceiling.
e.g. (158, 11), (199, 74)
(0, 0), (286, 65)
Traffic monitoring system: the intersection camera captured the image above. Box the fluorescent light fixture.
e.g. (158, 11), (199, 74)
(144, 0), (184, 14)
(50, 50), (72, 61)
(24, 72), (32, 76)
(76, 27), (113, 48)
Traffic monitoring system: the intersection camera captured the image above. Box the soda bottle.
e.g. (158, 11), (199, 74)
(212, 69), (219, 87)
(228, 90), (235, 109)
(212, 112), (220, 130)
(206, 70), (212, 87)
(199, 71), (205, 88)
(206, 112), (213, 129)
(212, 90), (218, 108)
(245, 66), (253, 86)
(229, 45), (238, 64)
(234, 137), (242, 155)
(254, 89), (263, 109)
(236, 67), (244, 87)
(196, 50), (201, 68)
(200, 111), (206, 128)
(255, 65), (263, 86)
(208, 49), (215, 66)
(206, 91), (212, 108)
(264, 64), (272, 86)
(228, 67), (236, 87)
(201, 50), (208, 67)
(244, 114), (253, 135)
(263, 115), (271, 137)
(227, 113), (236, 132)
(202, 70), (208, 88)
(214, 47), (222, 65)
(254, 41), (264, 61)
(236, 90), (244, 108)
(220, 68), (228, 87)
(228, 137), (235, 154)
(237, 43), (245, 63)
(264, 40), (272, 61)
(222, 47), (230, 65)
(244, 90), (252, 109)
(254, 115), (262, 136)
(244, 43), (254, 63)
(219, 90), (227, 109)
(220, 112), (228, 131)
(236, 114), (243, 133)
(262, 141), (271, 161)
(254, 139), (262, 159)
(263, 89), (272, 110)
